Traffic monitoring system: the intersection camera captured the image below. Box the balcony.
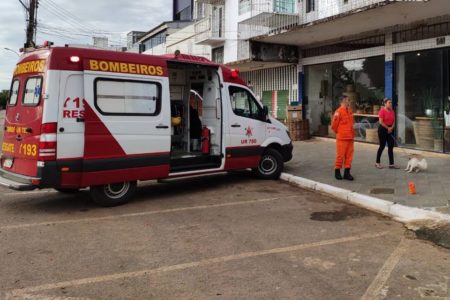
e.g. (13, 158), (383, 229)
(238, 0), (299, 41)
(194, 13), (225, 46)
(196, 0), (224, 5)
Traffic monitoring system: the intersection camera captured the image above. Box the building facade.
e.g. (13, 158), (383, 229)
(145, 0), (450, 153)
(288, 0), (450, 153)
(193, 0), (300, 120)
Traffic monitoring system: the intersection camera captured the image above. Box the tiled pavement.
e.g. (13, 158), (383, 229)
(285, 138), (450, 214)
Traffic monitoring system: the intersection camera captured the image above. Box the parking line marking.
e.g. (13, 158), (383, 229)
(1, 195), (296, 230)
(5, 231), (390, 299)
(360, 237), (410, 300)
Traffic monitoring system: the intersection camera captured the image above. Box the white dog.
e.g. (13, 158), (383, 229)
(405, 156), (428, 173)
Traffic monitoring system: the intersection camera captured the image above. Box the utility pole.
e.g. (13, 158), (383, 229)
(25, 0), (38, 48)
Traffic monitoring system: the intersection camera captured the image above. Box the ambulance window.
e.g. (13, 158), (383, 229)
(229, 86), (262, 120)
(23, 76), (42, 106)
(8, 80), (20, 106)
(95, 79), (161, 116)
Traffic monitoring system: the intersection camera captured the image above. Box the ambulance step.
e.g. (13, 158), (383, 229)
(0, 175), (36, 191)
(169, 156), (221, 173)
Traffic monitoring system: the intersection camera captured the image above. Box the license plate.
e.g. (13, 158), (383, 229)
(3, 158), (13, 169)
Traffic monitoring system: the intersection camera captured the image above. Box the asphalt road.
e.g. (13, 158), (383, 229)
(1, 173), (449, 300)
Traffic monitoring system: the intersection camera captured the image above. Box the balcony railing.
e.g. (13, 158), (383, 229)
(298, 0), (388, 25)
(194, 15), (225, 45)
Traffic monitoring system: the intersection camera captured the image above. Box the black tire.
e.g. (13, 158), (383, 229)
(254, 148), (284, 179)
(54, 188), (80, 194)
(89, 181), (137, 207)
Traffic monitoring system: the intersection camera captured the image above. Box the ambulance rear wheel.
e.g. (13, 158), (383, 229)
(254, 148), (283, 179)
(90, 181), (137, 207)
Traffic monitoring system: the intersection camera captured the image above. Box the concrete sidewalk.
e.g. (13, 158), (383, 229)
(284, 138), (450, 215)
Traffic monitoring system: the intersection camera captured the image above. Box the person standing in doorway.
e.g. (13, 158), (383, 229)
(375, 98), (399, 169)
(331, 96), (355, 180)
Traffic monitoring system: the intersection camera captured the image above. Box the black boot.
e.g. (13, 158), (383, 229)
(344, 168), (354, 181)
(335, 169), (342, 180)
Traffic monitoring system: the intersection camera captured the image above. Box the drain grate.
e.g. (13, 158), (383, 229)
(370, 188), (395, 194)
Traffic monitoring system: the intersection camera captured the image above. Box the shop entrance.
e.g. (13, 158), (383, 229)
(396, 48), (450, 153)
(304, 56), (385, 140)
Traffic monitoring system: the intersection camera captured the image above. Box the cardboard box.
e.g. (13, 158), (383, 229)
(287, 105), (302, 121)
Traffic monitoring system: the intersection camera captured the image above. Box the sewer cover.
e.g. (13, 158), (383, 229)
(370, 188), (395, 194)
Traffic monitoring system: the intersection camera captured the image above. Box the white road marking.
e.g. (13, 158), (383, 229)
(7, 293), (90, 300)
(361, 237), (410, 300)
(1, 195), (296, 230)
(5, 231), (390, 299)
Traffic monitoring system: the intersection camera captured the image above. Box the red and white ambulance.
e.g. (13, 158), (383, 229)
(0, 44), (292, 206)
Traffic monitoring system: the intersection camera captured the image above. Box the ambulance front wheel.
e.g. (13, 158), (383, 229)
(254, 148), (284, 179)
(90, 181), (137, 207)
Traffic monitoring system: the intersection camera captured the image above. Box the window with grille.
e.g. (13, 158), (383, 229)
(393, 22), (450, 44)
(306, 0), (315, 13)
(239, 0), (251, 15)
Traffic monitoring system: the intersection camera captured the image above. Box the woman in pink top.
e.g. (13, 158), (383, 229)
(375, 98), (399, 169)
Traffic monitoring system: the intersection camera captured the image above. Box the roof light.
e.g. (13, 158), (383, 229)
(70, 56), (80, 63)
(231, 69), (239, 78)
(42, 41), (54, 47)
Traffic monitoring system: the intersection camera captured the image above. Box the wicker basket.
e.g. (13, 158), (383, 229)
(288, 120), (310, 141)
(365, 128), (378, 143)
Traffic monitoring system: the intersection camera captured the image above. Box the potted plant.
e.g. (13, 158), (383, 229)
(432, 115), (444, 152)
(421, 88), (436, 117)
(319, 111), (330, 136)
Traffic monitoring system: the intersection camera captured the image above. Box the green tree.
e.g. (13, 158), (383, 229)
(0, 90), (8, 108)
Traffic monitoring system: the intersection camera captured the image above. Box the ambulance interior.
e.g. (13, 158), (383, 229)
(168, 63), (222, 172)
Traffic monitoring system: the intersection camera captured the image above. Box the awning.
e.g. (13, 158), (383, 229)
(252, 0), (450, 47)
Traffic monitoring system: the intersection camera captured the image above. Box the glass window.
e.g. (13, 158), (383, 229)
(212, 47), (224, 64)
(396, 49), (449, 152)
(8, 80), (20, 106)
(306, 0), (315, 13)
(274, 0), (295, 13)
(305, 56), (385, 139)
(95, 79), (161, 115)
(23, 77), (42, 106)
(239, 0), (251, 15)
(229, 86), (262, 120)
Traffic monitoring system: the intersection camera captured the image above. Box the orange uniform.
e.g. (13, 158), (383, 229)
(331, 106), (354, 169)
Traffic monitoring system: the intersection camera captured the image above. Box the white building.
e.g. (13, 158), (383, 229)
(192, 0), (450, 153)
(138, 0), (450, 152)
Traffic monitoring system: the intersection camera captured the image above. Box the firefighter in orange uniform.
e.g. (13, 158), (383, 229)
(331, 96), (355, 180)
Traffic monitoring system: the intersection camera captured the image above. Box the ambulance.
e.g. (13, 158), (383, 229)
(0, 44), (293, 206)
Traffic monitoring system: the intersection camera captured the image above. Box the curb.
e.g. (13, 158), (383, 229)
(280, 173), (450, 224)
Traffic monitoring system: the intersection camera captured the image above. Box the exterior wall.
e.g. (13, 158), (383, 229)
(166, 24), (212, 59)
(300, 0), (385, 24)
(224, 0), (239, 64)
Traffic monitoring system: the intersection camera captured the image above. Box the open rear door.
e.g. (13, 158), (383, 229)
(81, 73), (171, 187)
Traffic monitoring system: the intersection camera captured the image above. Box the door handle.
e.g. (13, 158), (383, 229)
(231, 124), (241, 128)
(76, 118), (85, 123)
(156, 125), (169, 129)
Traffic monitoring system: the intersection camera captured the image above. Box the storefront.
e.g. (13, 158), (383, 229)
(304, 56), (385, 142)
(396, 48), (450, 153)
